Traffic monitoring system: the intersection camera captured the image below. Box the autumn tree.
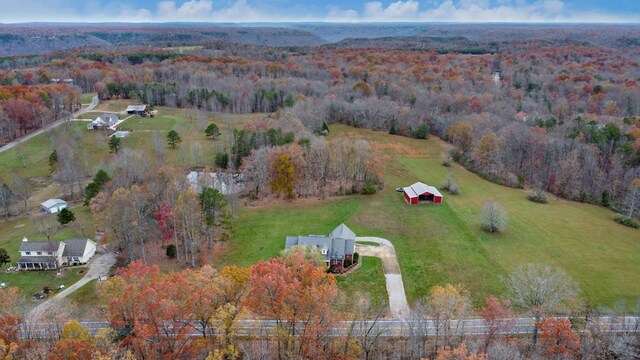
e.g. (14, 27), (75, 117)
(537, 317), (580, 358)
(436, 343), (485, 360)
(479, 296), (514, 353)
(428, 284), (472, 354)
(447, 121), (474, 154)
(0, 287), (23, 349)
(506, 263), (579, 345)
(269, 153), (297, 200)
(245, 251), (347, 360)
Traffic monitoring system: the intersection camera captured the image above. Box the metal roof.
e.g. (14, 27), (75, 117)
(126, 105), (147, 111)
(41, 199), (67, 209)
(409, 182), (443, 198)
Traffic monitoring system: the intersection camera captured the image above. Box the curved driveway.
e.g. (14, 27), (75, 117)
(355, 236), (409, 318)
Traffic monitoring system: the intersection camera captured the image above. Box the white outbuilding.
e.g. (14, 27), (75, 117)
(40, 199), (68, 214)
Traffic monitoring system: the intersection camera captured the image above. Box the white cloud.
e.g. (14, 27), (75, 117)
(364, 1), (421, 20)
(325, 0), (636, 23)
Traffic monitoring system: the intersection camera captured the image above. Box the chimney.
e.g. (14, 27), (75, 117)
(22, 237), (28, 242)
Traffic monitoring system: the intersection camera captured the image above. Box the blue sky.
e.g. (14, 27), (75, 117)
(0, 0), (638, 23)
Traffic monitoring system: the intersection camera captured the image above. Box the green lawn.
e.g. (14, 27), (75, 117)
(0, 267), (85, 300)
(220, 198), (361, 268)
(355, 241), (381, 247)
(79, 93), (97, 104)
(222, 124), (640, 310)
(336, 256), (388, 308)
(67, 279), (101, 308)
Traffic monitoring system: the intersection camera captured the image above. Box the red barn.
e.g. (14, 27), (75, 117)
(403, 182), (443, 204)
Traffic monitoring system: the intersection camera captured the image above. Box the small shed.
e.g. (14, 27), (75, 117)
(41, 199), (68, 214)
(403, 182), (443, 204)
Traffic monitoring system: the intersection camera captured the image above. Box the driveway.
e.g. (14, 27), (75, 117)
(27, 252), (116, 321)
(0, 96), (99, 154)
(355, 236), (409, 318)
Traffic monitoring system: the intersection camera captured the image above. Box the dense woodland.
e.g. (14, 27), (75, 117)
(0, 25), (639, 359)
(1, 29), (639, 216)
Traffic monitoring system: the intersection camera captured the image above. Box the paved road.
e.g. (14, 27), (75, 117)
(356, 236), (410, 318)
(19, 316), (639, 340)
(27, 252), (116, 321)
(0, 96), (99, 154)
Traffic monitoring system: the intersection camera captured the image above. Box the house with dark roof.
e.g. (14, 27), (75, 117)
(285, 223), (356, 268)
(62, 238), (97, 265)
(17, 237), (97, 270)
(18, 238), (65, 270)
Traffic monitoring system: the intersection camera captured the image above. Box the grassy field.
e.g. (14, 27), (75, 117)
(336, 256), (388, 307)
(0, 267), (86, 300)
(79, 93), (97, 104)
(222, 124), (639, 309)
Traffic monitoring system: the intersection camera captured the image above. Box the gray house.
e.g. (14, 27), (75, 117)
(87, 113), (119, 130)
(285, 223), (356, 267)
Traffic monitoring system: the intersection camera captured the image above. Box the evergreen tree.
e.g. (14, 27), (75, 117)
(108, 136), (121, 154)
(48, 150), (58, 173)
(0, 248), (10, 266)
(205, 123), (221, 139)
(57, 208), (76, 225)
(167, 130), (182, 149)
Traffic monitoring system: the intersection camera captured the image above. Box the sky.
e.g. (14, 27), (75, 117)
(0, 0), (638, 23)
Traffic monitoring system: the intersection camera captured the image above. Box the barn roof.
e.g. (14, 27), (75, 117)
(407, 182), (443, 198)
(403, 186), (418, 198)
(126, 105), (147, 112)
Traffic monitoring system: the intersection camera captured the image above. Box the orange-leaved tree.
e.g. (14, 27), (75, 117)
(245, 250), (353, 360)
(537, 317), (580, 358)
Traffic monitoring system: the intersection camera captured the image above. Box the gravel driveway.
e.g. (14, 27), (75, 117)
(27, 252), (116, 321)
(355, 236), (409, 318)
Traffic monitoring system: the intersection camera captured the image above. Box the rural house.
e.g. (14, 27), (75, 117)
(62, 238), (97, 265)
(17, 237), (97, 270)
(40, 199), (68, 214)
(285, 223), (356, 268)
(403, 182), (443, 204)
(125, 104), (148, 116)
(87, 113), (119, 130)
(17, 238), (65, 270)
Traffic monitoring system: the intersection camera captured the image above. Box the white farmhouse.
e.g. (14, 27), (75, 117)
(62, 238), (97, 265)
(40, 199), (68, 214)
(17, 237), (97, 270)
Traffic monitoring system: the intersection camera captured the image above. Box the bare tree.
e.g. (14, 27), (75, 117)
(11, 173), (31, 213)
(0, 183), (14, 220)
(35, 214), (59, 241)
(480, 200), (508, 233)
(506, 263), (579, 345)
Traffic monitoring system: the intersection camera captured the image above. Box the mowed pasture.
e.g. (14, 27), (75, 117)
(223, 124), (639, 309)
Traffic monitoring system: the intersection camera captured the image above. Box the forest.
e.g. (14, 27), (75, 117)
(1, 27), (639, 215)
(0, 24), (639, 359)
